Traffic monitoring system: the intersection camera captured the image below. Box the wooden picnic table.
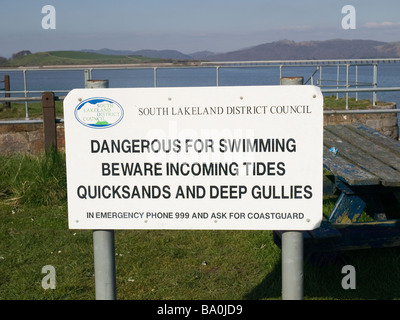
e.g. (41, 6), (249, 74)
(275, 123), (400, 255)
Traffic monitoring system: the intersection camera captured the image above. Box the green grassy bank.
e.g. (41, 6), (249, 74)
(1, 151), (400, 300)
(4, 51), (165, 67)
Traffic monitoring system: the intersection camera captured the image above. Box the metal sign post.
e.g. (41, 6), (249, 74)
(281, 231), (304, 300)
(281, 77), (305, 300)
(83, 80), (117, 300)
(93, 230), (116, 300)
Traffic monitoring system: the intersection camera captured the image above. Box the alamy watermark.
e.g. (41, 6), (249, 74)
(341, 265), (356, 290)
(41, 5), (56, 30)
(41, 265), (56, 289)
(342, 5), (356, 30)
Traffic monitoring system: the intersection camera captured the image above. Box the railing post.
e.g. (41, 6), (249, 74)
(4, 75), (10, 109)
(318, 65), (322, 86)
(42, 92), (57, 152)
(346, 64), (349, 109)
(355, 65), (359, 101)
(84, 69), (91, 83)
(373, 63), (378, 106)
(154, 67), (157, 87)
(23, 69), (29, 118)
(336, 65), (340, 100)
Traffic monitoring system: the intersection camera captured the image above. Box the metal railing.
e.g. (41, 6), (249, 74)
(202, 58), (400, 108)
(1, 58), (400, 116)
(1, 87), (400, 126)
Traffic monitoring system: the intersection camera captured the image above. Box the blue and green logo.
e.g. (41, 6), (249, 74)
(75, 97), (124, 129)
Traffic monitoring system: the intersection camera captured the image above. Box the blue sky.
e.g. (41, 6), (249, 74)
(1, 0), (400, 57)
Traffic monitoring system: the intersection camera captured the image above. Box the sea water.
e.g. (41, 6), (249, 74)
(1, 63), (400, 106)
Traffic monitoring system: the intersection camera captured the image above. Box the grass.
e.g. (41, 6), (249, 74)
(0, 151), (66, 206)
(1, 151), (400, 300)
(0, 101), (63, 119)
(324, 95), (388, 110)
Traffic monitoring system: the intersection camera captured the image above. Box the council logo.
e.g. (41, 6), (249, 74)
(74, 97), (124, 129)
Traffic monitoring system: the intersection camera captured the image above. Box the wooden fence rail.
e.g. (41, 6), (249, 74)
(0, 75), (10, 109)
(42, 92), (57, 152)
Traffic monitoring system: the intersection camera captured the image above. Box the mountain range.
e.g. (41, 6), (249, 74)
(83, 39), (400, 61)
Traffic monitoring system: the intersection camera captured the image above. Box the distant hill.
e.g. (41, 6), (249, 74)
(5, 50), (166, 67)
(188, 51), (217, 60)
(82, 48), (193, 60)
(5, 39), (400, 67)
(82, 39), (400, 62)
(208, 39), (400, 61)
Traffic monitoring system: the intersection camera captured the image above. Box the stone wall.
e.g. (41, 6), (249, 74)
(0, 103), (398, 154)
(324, 102), (399, 140)
(0, 122), (65, 154)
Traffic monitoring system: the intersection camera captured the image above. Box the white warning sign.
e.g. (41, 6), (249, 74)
(63, 85), (323, 230)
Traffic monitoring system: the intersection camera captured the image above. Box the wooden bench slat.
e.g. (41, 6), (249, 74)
(325, 125), (400, 172)
(323, 146), (379, 185)
(348, 124), (400, 157)
(324, 130), (400, 186)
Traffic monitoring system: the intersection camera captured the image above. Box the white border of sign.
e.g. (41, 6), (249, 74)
(64, 85), (323, 230)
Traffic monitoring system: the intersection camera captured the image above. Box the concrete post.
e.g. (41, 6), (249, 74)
(280, 77), (304, 86)
(85, 79), (109, 88)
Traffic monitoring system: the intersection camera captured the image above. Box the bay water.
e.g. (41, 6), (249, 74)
(1, 63), (400, 106)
